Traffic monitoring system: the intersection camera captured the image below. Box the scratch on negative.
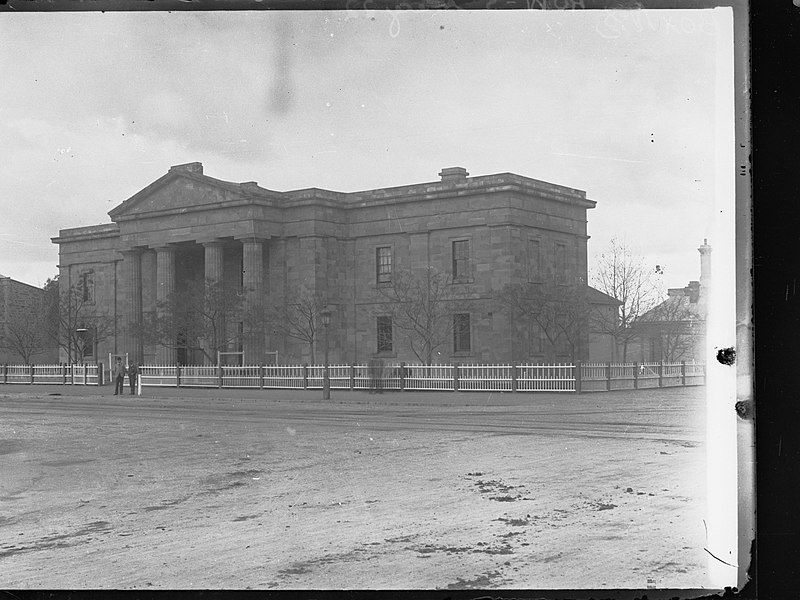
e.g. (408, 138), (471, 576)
(704, 547), (738, 568)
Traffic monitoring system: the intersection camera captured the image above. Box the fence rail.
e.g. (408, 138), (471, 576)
(0, 364), (101, 386)
(1, 361), (705, 394)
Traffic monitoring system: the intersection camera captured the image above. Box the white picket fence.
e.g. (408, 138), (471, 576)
(0, 364), (101, 385)
(130, 361), (704, 393)
(0, 361), (704, 393)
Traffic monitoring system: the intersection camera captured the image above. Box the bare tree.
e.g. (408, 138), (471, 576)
(139, 280), (255, 365)
(591, 238), (660, 361)
(374, 267), (472, 365)
(0, 309), (50, 364)
(265, 286), (325, 364)
(43, 275), (113, 364)
(497, 282), (589, 362)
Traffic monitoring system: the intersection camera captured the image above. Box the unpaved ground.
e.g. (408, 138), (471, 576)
(0, 385), (708, 589)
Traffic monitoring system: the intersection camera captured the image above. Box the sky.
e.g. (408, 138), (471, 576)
(0, 9), (729, 289)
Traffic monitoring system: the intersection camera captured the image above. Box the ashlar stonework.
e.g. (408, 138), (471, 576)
(53, 162), (605, 366)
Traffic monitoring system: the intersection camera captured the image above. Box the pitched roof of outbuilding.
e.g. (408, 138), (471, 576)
(586, 287), (621, 305)
(638, 294), (704, 323)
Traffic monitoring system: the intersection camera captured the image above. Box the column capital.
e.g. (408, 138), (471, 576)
(235, 235), (270, 244)
(153, 244), (178, 254)
(118, 247), (144, 259)
(197, 238), (227, 247)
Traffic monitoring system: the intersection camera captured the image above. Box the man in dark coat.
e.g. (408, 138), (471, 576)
(112, 357), (126, 396)
(128, 361), (139, 395)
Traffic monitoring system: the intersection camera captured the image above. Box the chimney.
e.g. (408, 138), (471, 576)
(439, 167), (469, 183)
(698, 238), (712, 284)
(686, 280), (701, 303)
(240, 181), (259, 192)
(169, 162), (203, 175)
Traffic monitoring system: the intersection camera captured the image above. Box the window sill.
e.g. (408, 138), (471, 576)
(451, 278), (474, 285)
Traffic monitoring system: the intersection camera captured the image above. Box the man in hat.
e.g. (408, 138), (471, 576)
(112, 357), (127, 396)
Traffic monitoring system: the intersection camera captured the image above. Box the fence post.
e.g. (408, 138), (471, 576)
(62, 363), (67, 384)
(399, 362), (406, 391)
(98, 362), (104, 386)
(259, 365), (265, 389)
(30, 364), (35, 385)
(681, 361), (687, 386)
(71, 364), (75, 385)
(84, 363), (88, 385)
(606, 363), (612, 391)
(511, 363), (517, 393)
(350, 364), (355, 390)
(633, 362), (639, 389)
(658, 361), (664, 387)
(303, 364), (308, 389)
(217, 364), (223, 389)
(3, 364), (7, 384)
(176, 364), (182, 388)
(453, 364), (459, 392)
(574, 362), (582, 394)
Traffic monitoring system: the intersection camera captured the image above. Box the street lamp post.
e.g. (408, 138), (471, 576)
(320, 307), (331, 400)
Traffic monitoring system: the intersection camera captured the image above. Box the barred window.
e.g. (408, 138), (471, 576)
(452, 240), (470, 280)
(376, 247), (392, 284)
(453, 313), (471, 353)
(377, 316), (393, 353)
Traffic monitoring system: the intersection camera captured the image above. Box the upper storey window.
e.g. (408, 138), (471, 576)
(554, 242), (567, 284)
(527, 239), (541, 282)
(80, 271), (95, 304)
(376, 247), (392, 284)
(452, 240), (470, 281)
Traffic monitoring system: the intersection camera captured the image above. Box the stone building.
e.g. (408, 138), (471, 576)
(629, 240), (711, 362)
(52, 162), (606, 365)
(0, 274), (58, 364)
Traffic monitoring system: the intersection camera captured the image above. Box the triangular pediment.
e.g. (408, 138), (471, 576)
(109, 172), (247, 220)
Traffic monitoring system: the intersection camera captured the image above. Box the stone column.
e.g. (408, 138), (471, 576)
(203, 241), (224, 285)
(155, 246), (177, 365)
(120, 249), (143, 362)
(202, 241), (225, 364)
(242, 238), (264, 362)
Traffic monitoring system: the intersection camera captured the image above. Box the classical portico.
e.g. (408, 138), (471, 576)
(115, 237), (268, 365)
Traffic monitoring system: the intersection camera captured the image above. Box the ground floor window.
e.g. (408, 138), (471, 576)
(453, 313), (471, 353)
(377, 316), (392, 353)
(76, 327), (94, 359)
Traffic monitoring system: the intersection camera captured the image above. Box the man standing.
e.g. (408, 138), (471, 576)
(112, 357), (126, 396)
(128, 361), (139, 396)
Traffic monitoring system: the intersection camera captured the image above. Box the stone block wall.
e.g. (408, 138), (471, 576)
(0, 277), (59, 364)
(54, 165), (595, 366)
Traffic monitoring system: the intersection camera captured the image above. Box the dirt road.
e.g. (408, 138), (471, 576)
(0, 385), (708, 589)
